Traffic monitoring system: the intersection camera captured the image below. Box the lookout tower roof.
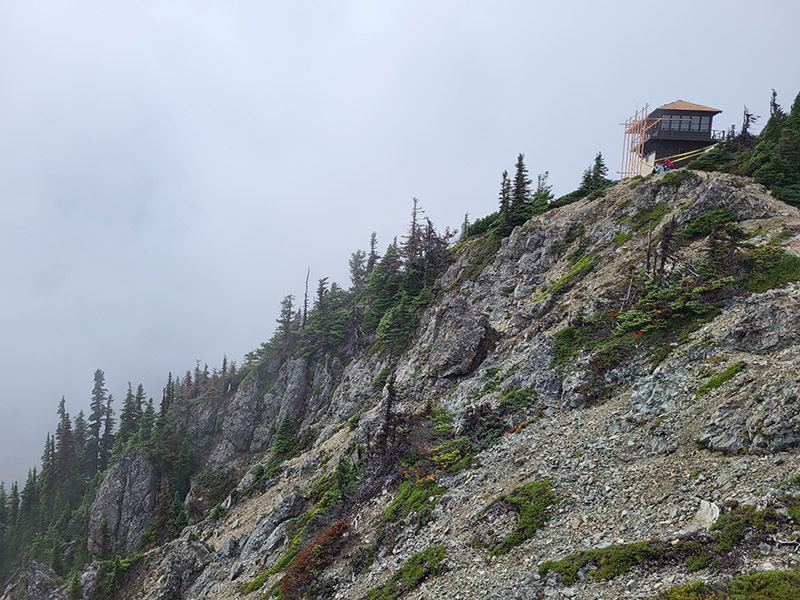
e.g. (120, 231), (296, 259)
(654, 100), (721, 114)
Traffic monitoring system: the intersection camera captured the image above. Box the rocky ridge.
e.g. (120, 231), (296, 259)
(5, 171), (800, 600)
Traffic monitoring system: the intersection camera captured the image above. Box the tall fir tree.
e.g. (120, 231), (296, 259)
(99, 395), (115, 472)
(161, 372), (175, 417)
(498, 170), (511, 225)
(366, 232), (380, 274)
(87, 369), (108, 476)
(118, 383), (138, 445)
(54, 397), (75, 483)
(510, 153), (533, 225)
(532, 171), (554, 213)
(591, 151), (610, 191)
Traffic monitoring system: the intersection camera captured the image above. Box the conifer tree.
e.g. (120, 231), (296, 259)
(118, 383), (139, 445)
(87, 369), (108, 475)
(161, 373), (175, 417)
(0, 482), (7, 532)
(73, 410), (88, 478)
(532, 171), (554, 213)
(510, 153), (532, 224)
(99, 395), (115, 472)
(366, 232), (380, 274)
(402, 197), (424, 262)
(137, 399), (156, 445)
(302, 268), (310, 331)
(55, 397), (75, 483)
(348, 250), (367, 289)
(590, 152), (611, 191)
(361, 244), (402, 332)
(277, 294), (295, 355)
(498, 170), (511, 225)
(460, 213), (470, 242)
(9, 482), (19, 527)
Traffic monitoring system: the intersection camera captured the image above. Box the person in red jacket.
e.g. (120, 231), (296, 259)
(664, 158), (675, 170)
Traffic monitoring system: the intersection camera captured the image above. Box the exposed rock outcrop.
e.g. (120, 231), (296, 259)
(87, 447), (158, 558)
(49, 172), (800, 600)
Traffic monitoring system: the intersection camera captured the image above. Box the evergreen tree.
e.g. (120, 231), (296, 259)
(160, 373), (175, 417)
(460, 213), (470, 242)
(87, 369), (108, 476)
(348, 250), (367, 289)
(118, 383), (139, 445)
(366, 232), (380, 274)
(402, 197), (424, 262)
(0, 482), (7, 532)
(510, 153), (533, 225)
(498, 170), (511, 225)
(277, 294), (295, 355)
(73, 410), (88, 479)
(137, 399), (156, 446)
(54, 397), (75, 483)
(361, 244), (403, 332)
(99, 395), (115, 472)
(532, 171), (554, 213)
(588, 152), (612, 193)
(272, 413), (297, 460)
(9, 482), (19, 527)
(302, 268), (310, 331)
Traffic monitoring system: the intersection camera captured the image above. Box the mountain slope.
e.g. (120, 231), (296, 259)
(5, 170), (800, 600)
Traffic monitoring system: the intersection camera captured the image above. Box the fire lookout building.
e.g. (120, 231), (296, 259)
(621, 100), (725, 177)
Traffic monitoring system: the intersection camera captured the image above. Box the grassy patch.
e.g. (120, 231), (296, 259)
(614, 232), (632, 247)
(633, 204), (671, 231)
(695, 362), (744, 398)
(366, 545), (447, 600)
(740, 249), (800, 292)
(710, 503), (781, 554)
(682, 207), (740, 239)
(550, 254), (596, 294)
(383, 479), (447, 527)
(483, 480), (557, 556)
(645, 567), (800, 600)
(653, 170), (699, 191)
(539, 540), (668, 585)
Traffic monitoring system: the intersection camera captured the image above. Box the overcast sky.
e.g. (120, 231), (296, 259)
(1, 0), (798, 486)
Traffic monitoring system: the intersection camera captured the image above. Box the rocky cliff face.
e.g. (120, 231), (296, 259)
(88, 448), (159, 559)
(9, 171), (800, 600)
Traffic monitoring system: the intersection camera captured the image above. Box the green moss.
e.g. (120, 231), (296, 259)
(710, 504), (781, 554)
(740, 252), (800, 292)
(366, 545), (446, 600)
(539, 540), (667, 585)
(614, 232), (632, 247)
(654, 170), (699, 191)
(682, 207), (740, 239)
(642, 580), (718, 599)
(383, 479), (446, 526)
(550, 254), (596, 295)
(633, 203), (670, 231)
(646, 567), (800, 600)
(695, 362), (744, 398)
(677, 541), (711, 571)
(552, 326), (583, 366)
(726, 566), (800, 600)
(485, 480), (557, 556)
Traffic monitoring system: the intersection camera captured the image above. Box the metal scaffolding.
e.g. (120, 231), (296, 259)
(619, 104), (651, 179)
